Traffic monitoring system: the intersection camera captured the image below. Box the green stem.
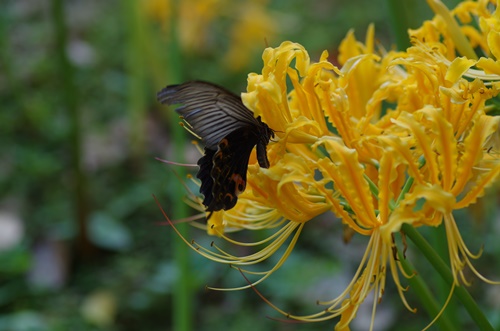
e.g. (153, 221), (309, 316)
(397, 251), (456, 331)
(402, 224), (494, 331)
(432, 224), (459, 324)
(386, 0), (426, 51)
(0, 10), (22, 110)
(52, 0), (91, 260)
(166, 1), (192, 331)
(124, 0), (147, 166)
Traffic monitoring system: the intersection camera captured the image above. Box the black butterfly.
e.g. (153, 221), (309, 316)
(157, 81), (275, 215)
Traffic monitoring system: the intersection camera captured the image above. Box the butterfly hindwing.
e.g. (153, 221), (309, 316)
(196, 148), (216, 208)
(197, 127), (258, 211)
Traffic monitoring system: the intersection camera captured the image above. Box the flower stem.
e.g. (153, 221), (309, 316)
(397, 251), (456, 331)
(52, 0), (91, 260)
(124, 0), (148, 165)
(165, 1), (193, 331)
(386, 0), (421, 50)
(402, 223), (494, 331)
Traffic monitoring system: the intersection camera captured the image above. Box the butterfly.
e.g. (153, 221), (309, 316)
(157, 81), (275, 216)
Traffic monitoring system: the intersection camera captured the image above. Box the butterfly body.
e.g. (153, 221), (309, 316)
(157, 81), (274, 213)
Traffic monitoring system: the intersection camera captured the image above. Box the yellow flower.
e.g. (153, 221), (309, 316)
(411, 0), (500, 81)
(167, 1), (500, 329)
(176, 28), (418, 328)
(396, 0), (500, 286)
(380, 107), (500, 282)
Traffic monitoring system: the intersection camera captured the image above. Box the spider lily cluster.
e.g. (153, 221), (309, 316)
(164, 0), (500, 329)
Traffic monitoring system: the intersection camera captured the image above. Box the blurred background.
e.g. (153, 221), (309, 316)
(2, 0), (499, 330)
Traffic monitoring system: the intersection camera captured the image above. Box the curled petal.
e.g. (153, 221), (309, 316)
(381, 184), (455, 242)
(315, 139), (378, 230)
(453, 114), (500, 196)
(445, 57), (477, 83)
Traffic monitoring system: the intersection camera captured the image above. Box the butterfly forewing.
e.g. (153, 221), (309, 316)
(157, 81), (260, 149)
(157, 81), (274, 214)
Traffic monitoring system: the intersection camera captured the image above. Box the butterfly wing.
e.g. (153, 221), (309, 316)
(157, 80), (275, 213)
(157, 81), (260, 150)
(197, 126), (259, 211)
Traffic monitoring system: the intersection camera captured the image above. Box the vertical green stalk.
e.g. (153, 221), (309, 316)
(386, 0), (468, 326)
(51, 0), (91, 259)
(0, 8), (21, 109)
(166, 1), (192, 330)
(397, 251), (455, 331)
(386, 0), (424, 50)
(386, 0), (464, 52)
(124, 0), (148, 166)
(402, 224), (494, 331)
(431, 223), (459, 325)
